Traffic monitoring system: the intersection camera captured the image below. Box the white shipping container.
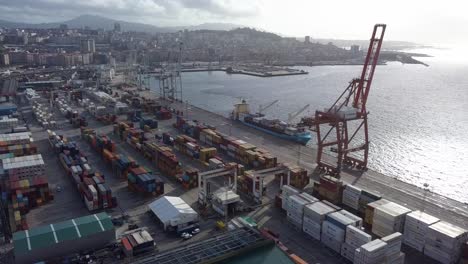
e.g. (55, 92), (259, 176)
(321, 232), (342, 253)
(424, 221), (468, 264)
(282, 185), (300, 210)
(303, 202), (336, 223)
(372, 202), (411, 237)
(403, 211), (440, 252)
(340, 242), (356, 262)
(322, 220), (346, 242)
(386, 252), (405, 264)
(342, 193), (360, 210)
(303, 219), (321, 240)
(354, 239), (388, 264)
(382, 232), (402, 262)
(337, 210), (362, 227)
(346, 225), (372, 248)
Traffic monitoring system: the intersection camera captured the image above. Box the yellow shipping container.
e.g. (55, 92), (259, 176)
(14, 211), (21, 221)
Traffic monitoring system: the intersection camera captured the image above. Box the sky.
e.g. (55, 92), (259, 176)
(0, 0), (467, 46)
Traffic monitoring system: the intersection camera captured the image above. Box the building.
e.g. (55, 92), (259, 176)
(80, 39), (96, 53)
(0, 53), (9, 66)
(114, 22), (121, 32)
(13, 213), (115, 264)
(305, 36), (310, 43)
(148, 196), (198, 231)
(351, 45), (360, 54)
(59, 24), (68, 30)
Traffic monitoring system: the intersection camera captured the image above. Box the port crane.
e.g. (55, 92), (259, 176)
(258, 100), (279, 115)
(288, 104), (310, 124)
(303, 24), (386, 176)
(159, 41), (183, 101)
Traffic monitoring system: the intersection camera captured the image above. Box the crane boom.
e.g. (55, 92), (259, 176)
(353, 24), (386, 112)
(288, 104), (310, 124)
(258, 100), (279, 114)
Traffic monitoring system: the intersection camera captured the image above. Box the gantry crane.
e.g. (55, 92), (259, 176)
(159, 41), (183, 101)
(288, 104), (310, 124)
(307, 24), (386, 176)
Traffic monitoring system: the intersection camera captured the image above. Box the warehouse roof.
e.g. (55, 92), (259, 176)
(148, 196), (198, 227)
(13, 213), (114, 256)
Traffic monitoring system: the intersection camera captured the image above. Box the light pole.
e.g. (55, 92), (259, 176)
(422, 183), (430, 212)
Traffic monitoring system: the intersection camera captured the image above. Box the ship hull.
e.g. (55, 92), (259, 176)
(238, 120), (311, 145)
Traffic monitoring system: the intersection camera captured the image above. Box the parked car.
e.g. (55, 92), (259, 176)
(181, 232), (192, 240)
(191, 228), (200, 235)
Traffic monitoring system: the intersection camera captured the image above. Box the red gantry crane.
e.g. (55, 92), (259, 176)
(306, 24), (386, 176)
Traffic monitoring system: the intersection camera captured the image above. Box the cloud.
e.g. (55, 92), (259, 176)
(0, 0), (259, 26)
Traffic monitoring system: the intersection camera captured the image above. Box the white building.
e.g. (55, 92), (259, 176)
(148, 196), (198, 231)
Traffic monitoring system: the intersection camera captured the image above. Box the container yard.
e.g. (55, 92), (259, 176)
(0, 25), (467, 264)
(0, 78), (466, 264)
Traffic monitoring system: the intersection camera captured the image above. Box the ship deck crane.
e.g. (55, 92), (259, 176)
(307, 24), (386, 176)
(258, 100), (279, 115)
(288, 104), (310, 124)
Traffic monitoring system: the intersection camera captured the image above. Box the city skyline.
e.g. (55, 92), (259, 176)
(0, 0), (467, 46)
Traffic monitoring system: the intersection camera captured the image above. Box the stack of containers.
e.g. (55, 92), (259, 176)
(365, 199), (390, 228)
(174, 135), (200, 159)
(174, 117), (209, 140)
(0, 144), (37, 157)
(156, 108), (172, 120)
(381, 232), (405, 264)
(424, 221), (468, 264)
(0, 132), (32, 145)
(180, 168), (198, 189)
(359, 190), (381, 215)
(157, 148), (182, 178)
(340, 225), (372, 262)
(199, 148), (217, 166)
(49, 130), (116, 212)
(403, 210), (439, 252)
(200, 129), (277, 169)
(321, 210), (360, 253)
(286, 193), (318, 229)
(303, 201), (337, 240)
(208, 157), (224, 169)
(139, 118), (158, 130)
(372, 201), (411, 237)
(112, 155), (138, 179)
(318, 175), (344, 204)
(1, 154), (45, 181)
(354, 239), (388, 264)
(281, 185), (300, 211)
(0, 116), (19, 129)
(237, 171), (258, 199)
(114, 122), (134, 141)
(288, 166), (309, 189)
(128, 171), (164, 197)
(275, 165), (310, 190)
(342, 184), (362, 211)
(141, 141), (182, 178)
(121, 230), (155, 257)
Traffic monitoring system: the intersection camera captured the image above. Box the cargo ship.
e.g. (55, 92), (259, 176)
(231, 100), (311, 145)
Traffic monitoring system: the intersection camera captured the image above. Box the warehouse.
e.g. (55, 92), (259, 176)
(148, 196), (199, 231)
(13, 212), (115, 264)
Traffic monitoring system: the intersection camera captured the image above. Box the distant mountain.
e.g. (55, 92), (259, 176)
(0, 15), (244, 33)
(307, 37), (421, 50)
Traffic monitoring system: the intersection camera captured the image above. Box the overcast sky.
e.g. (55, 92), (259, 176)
(1, 0), (467, 46)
